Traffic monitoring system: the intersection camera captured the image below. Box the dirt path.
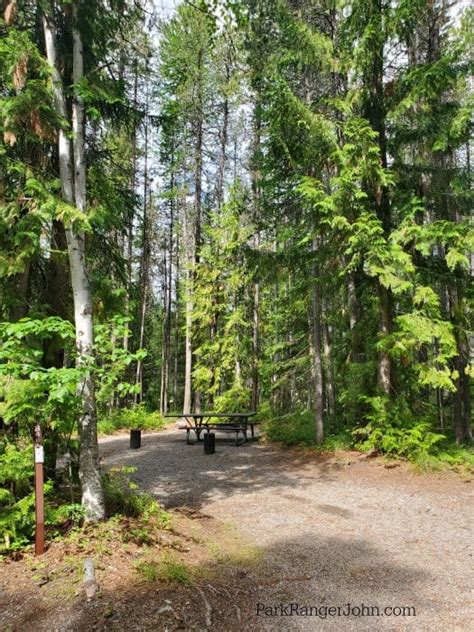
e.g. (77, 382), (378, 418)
(99, 428), (474, 631)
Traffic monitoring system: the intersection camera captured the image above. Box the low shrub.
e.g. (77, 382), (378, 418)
(263, 410), (352, 450)
(98, 404), (165, 435)
(263, 411), (316, 446)
(0, 440), (82, 553)
(102, 465), (170, 526)
(411, 443), (474, 472)
(352, 396), (446, 459)
(0, 441), (38, 552)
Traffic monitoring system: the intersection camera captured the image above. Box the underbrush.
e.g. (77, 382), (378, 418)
(102, 465), (170, 526)
(410, 443), (474, 473)
(0, 454), (169, 554)
(262, 405), (473, 473)
(98, 404), (165, 435)
(263, 410), (352, 451)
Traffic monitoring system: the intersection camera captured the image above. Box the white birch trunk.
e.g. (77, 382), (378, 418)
(43, 1), (104, 520)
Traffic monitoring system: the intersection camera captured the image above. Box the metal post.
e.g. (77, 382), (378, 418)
(34, 424), (45, 555)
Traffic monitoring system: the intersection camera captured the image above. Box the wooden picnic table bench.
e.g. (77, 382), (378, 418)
(164, 412), (259, 446)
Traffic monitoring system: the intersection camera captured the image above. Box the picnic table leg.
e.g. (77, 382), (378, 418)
(196, 416), (204, 441)
(235, 429), (247, 446)
(243, 416), (249, 442)
(186, 428), (192, 445)
(250, 423), (255, 439)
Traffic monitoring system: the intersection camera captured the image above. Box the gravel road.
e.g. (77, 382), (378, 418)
(100, 428), (474, 631)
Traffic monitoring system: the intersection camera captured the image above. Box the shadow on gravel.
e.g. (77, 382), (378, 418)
(99, 430), (342, 510)
(11, 531), (430, 632)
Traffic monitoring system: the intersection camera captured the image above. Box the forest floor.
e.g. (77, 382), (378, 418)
(1, 426), (473, 631)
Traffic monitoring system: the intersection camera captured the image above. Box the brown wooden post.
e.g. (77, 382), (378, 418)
(34, 424), (45, 555)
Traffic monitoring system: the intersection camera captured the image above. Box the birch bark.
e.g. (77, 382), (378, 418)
(43, 0), (104, 520)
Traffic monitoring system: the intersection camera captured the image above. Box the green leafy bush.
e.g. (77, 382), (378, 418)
(353, 396), (446, 459)
(93, 315), (147, 413)
(102, 466), (170, 526)
(213, 384), (251, 414)
(264, 410), (316, 446)
(0, 318), (80, 436)
(0, 440), (87, 553)
(0, 441), (74, 552)
(98, 404), (165, 435)
(0, 442), (37, 551)
(412, 444), (474, 472)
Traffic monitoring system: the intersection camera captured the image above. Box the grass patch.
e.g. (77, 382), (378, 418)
(135, 559), (160, 582)
(98, 404), (165, 436)
(224, 544), (264, 567)
(160, 553), (192, 584)
(135, 553), (192, 585)
(411, 443), (474, 474)
(205, 523), (265, 569)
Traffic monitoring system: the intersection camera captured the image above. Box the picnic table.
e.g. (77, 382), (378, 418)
(164, 412), (258, 446)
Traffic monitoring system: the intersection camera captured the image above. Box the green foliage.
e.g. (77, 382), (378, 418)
(412, 444), (474, 472)
(102, 466), (170, 526)
(158, 554), (192, 585)
(94, 315), (147, 412)
(135, 555), (191, 584)
(0, 318), (80, 434)
(353, 396), (446, 459)
(263, 410), (352, 450)
(192, 184), (254, 409)
(0, 439), (87, 553)
(263, 411), (316, 446)
(135, 559), (160, 582)
(0, 441), (37, 551)
(0, 0), (472, 555)
(213, 384), (251, 413)
(98, 405), (165, 435)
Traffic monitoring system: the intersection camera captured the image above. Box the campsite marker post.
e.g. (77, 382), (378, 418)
(34, 424), (45, 555)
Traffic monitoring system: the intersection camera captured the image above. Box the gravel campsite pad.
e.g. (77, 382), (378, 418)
(98, 427), (473, 630)
(1, 427), (472, 631)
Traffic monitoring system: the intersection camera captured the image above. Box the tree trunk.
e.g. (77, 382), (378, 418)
(183, 222), (193, 413)
(183, 51), (204, 414)
(449, 284), (472, 444)
(43, 0), (104, 520)
(216, 62), (229, 210)
(346, 267), (362, 362)
(250, 97), (262, 411)
(311, 238), (324, 444)
(135, 84), (150, 405)
(251, 280), (260, 411)
(123, 60), (138, 355)
(377, 285), (392, 395)
(160, 179), (174, 414)
(362, 0), (393, 397)
(322, 306), (336, 419)
(192, 56), (203, 414)
(173, 233), (180, 409)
